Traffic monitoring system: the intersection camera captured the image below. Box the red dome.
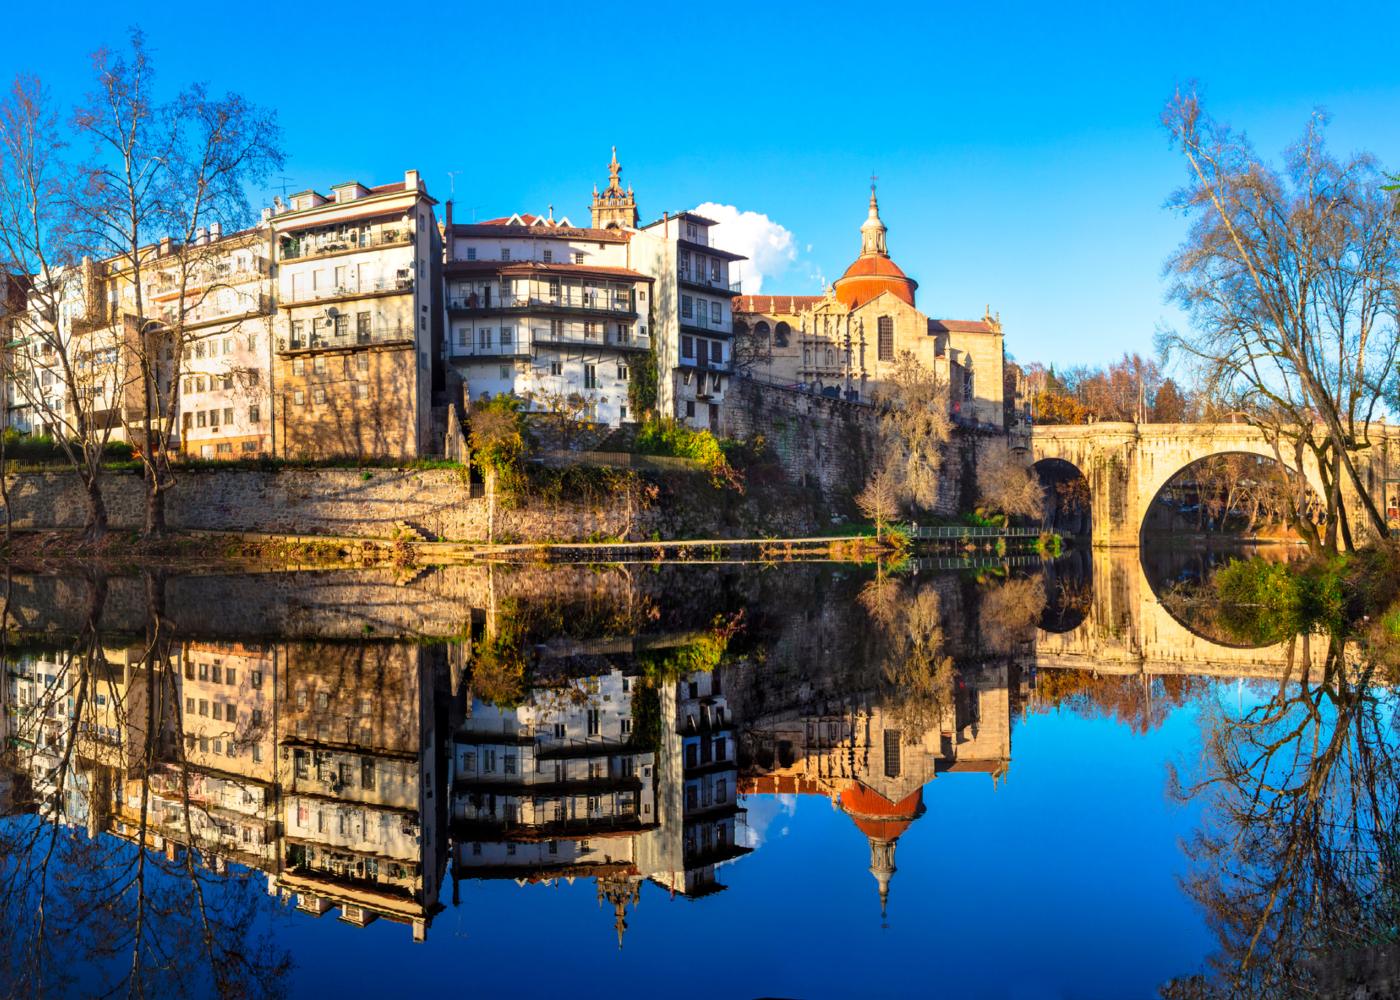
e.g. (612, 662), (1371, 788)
(839, 782), (925, 841)
(833, 255), (918, 309)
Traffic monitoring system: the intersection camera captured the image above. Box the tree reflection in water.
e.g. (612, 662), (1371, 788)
(0, 572), (290, 999)
(1163, 632), (1400, 997)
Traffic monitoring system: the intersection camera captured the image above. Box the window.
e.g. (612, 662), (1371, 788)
(216, 442), (232, 454)
(251, 670), (262, 688)
(290, 320), (304, 346)
(478, 328), (493, 348)
(246, 333), (258, 352)
(293, 389), (305, 406)
(185, 696), (194, 715)
(223, 407), (233, 424)
(878, 315), (894, 361)
(313, 387), (326, 404)
(292, 358), (305, 376)
(681, 295), (693, 319)
(710, 301), (721, 324)
(883, 729), (902, 778)
(573, 252), (584, 264)
(465, 247), (476, 261)
(499, 364), (511, 379)
(356, 353), (369, 372)
(362, 758), (376, 790)
(587, 709), (600, 737)
(680, 249), (690, 276)
(223, 337), (234, 355)
(352, 382), (368, 400)
(313, 356), (327, 374)
(249, 404), (260, 422)
(542, 249), (552, 263)
(708, 340), (722, 363)
(681, 336), (695, 360)
(500, 248), (510, 261)
(196, 411), (207, 428)
(711, 258), (720, 281)
(584, 364), (598, 389)
(963, 366), (974, 401)
(500, 327), (513, 346)
(617, 364), (629, 380)
(549, 360), (562, 376)
(685, 400), (696, 418)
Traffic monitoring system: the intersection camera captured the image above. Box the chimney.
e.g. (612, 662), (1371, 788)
(209, 222), (222, 240)
(444, 200), (454, 260)
(159, 237), (172, 256)
(194, 227), (207, 246)
(260, 207), (272, 224)
(405, 168), (421, 192)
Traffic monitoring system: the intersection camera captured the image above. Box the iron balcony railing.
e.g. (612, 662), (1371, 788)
(282, 276), (413, 305)
(450, 329), (650, 358)
(279, 229), (412, 261)
(277, 321), (413, 352)
(448, 293), (635, 314)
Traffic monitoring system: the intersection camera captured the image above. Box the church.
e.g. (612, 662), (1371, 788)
(732, 185), (1008, 429)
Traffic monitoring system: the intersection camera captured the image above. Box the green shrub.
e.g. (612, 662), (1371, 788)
(634, 417), (741, 490)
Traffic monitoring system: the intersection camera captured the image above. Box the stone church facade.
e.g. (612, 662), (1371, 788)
(732, 186), (1007, 429)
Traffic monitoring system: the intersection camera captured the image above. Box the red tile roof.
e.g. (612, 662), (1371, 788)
(731, 294), (824, 314)
(929, 318), (996, 334)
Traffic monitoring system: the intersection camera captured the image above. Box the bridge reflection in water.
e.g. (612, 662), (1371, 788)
(0, 552), (1321, 994)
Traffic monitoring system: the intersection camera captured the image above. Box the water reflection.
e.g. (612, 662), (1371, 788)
(0, 550), (1388, 995)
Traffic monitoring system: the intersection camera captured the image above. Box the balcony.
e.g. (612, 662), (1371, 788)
(282, 277), (413, 307)
(679, 352), (731, 374)
(677, 270), (738, 298)
(447, 293), (636, 318)
(531, 327), (650, 352)
(159, 294), (272, 328)
(280, 229), (412, 262)
(679, 317), (733, 339)
(152, 258), (270, 300)
(276, 321), (414, 354)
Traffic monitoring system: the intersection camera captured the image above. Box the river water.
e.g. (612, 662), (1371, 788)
(0, 545), (1389, 998)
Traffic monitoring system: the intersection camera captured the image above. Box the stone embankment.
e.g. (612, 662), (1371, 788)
(3, 466), (819, 543)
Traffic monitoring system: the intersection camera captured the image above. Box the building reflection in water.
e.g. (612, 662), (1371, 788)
(0, 554), (1209, 961)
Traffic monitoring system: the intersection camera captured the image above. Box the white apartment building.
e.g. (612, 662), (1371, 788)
(162, 226), (277, 457)
(629, 211), (745, 431)
(444, 213), (652, 427)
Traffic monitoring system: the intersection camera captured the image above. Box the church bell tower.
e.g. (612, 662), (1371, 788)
(590, 147), (638, 229)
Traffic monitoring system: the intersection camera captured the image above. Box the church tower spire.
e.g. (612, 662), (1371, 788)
(869, 835), (897, 921)
(590, 146), (638, 230)
(860, 177), (888, 257)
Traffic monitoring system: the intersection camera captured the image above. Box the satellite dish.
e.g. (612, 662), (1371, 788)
(323, 307), (340, 320)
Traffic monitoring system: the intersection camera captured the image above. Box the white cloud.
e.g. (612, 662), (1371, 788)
(693, 202), (798, 295)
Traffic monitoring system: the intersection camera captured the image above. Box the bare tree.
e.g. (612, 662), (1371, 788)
(1160, 88), (1400, 552)
(855, 466), (900, 541)
(0, 76), (129, 539)
(73, 31), (282, 535)
(872, 350), (950, 511)
(976, 440), (1045, 522)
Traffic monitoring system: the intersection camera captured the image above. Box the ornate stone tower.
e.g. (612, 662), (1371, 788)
(860, 181), (889, 257)
(590, 147), (638, 230)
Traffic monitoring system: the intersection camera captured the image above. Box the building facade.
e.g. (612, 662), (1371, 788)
(732, 186), (1007, 429)
(630, 210), (746, 431)
(443, 211), (652, 426)
(269, 171), (441, 461)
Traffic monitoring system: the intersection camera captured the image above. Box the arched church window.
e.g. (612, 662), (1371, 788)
(754, 321), (770, 341)
(774, 322), (790, 348)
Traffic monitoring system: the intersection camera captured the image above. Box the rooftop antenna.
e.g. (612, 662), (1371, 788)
(446, 171), (457, 197)
(274, 174), (295, 199)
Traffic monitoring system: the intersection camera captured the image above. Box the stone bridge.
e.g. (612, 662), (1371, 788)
(1027, 421), (1400, 547)
(1033, 547), (1329, 680)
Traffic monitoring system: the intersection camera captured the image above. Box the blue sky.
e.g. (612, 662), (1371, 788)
(4, 1), (1399, 368)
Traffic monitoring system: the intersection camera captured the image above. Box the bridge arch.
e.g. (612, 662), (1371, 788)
(1028, 422), (1351, 546)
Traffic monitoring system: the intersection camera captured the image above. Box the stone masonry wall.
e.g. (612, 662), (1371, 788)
(725, 376), (980, 517)
(2, 468), (649, 542)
